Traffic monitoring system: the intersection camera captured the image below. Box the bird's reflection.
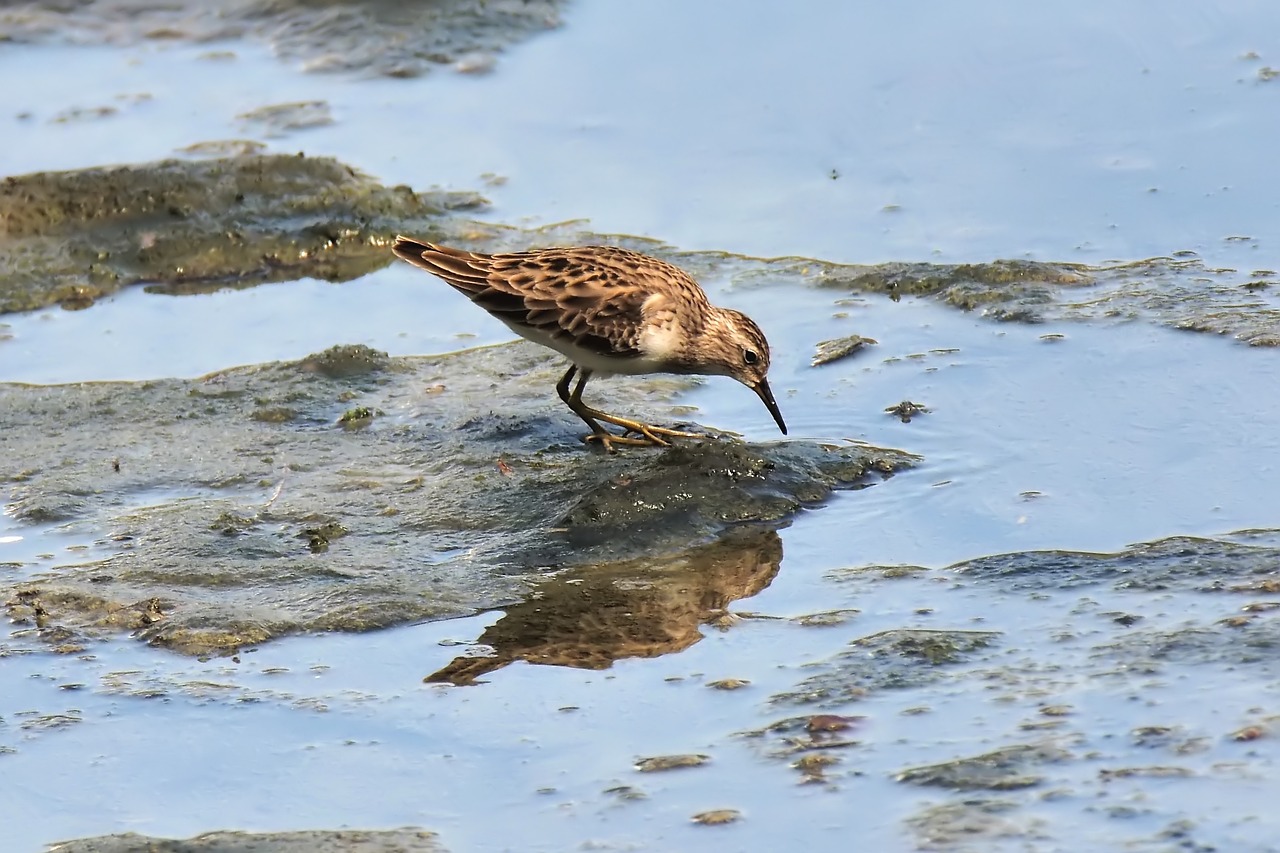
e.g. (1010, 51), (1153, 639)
(425, 526), (783, 685)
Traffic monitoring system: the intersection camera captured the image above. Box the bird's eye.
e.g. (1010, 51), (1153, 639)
(743, 349), (760, 365)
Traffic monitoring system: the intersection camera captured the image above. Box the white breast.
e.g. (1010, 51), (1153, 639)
(638, 320), (682, 362)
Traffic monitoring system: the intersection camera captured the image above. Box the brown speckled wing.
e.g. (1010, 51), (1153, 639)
(392, 238), (703, 357)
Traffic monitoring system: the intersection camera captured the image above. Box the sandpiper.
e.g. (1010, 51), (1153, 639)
(392, 237), (788, 450)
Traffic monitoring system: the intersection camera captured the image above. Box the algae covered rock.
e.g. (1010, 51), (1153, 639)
(0, 154), (485, 313)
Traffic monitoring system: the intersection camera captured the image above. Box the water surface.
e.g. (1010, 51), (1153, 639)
(4, 2), (1280, 851)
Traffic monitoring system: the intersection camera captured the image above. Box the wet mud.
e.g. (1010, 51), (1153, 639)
(48, 828), (444, 853)
(0, 0), (567, 78)
(0, 154), (485, 313)
(799, 254), (1280, 347)
(5, 155), (1278, 358)
(0, 342), (914, 656)
(4, 4), (1280, 846)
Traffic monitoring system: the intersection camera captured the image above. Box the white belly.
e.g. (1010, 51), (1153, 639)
(499, 320), (670, 377)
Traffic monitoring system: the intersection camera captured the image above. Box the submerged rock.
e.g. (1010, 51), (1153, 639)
(0, 342), (916, 656)
(896, 742), (1071, 790)
(769, 628), (1000, 706)
(904, 797), (1044, 850)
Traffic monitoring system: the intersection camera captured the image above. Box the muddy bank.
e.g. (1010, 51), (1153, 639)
(587, 239), (1280, 347)
(773, 253), (1280, 347)
(0, 154), (485, 313)
(400, 223), (1280, 347)
(49, 828), (444, 853)
(5, 154), (1278, 352)
(627, 238), (1280, 347)
(0, 342), (914, 656)
(0, 0), (566, 77)
(951, 532), (1280, 594)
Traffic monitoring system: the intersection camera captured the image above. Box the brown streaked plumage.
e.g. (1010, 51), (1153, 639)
(392, 237), (787, 450)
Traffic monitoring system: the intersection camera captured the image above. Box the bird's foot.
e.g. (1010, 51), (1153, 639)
(581, 422), (704, 452)
(591, 412), (702, 441)
(582, 430), (663, 452)
(619, 423), (704, 441)
(573, 405), (704, 451)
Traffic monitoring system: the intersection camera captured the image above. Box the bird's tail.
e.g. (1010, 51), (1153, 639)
(391, 236), (494, 296)
(391, 235), (437, 264)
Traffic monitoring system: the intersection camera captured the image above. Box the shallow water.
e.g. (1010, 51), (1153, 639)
(8, 1), (1280, 268)
(7, 523), (1280, 852)
(5, 1), (1280, 851)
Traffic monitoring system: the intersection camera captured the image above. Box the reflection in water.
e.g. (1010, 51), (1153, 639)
(426, 526), (782, 685)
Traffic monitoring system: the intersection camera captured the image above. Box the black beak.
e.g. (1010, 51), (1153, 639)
(753, 378), (788, 435)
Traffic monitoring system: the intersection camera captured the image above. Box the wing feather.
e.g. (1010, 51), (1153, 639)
(392, 237), (702, 358)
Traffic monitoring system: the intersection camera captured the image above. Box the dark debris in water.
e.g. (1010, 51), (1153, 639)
(884, 400), (929, 423)
(690, 809), (741, 826)
(736, 713), (865, 763)
(236, 100), (334, 137)
(635, 754), (710, 772)
(0, 342), (914, 657)
(810, 333), (877, 367)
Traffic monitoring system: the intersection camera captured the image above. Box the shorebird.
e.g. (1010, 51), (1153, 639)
(392, 238), (787, 450)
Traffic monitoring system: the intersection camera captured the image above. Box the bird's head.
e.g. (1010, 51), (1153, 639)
(700, 308), (788, 435)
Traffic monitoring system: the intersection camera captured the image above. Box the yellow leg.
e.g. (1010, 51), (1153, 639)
(555, 366), (703, 451)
